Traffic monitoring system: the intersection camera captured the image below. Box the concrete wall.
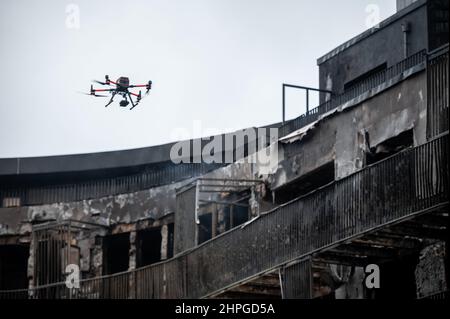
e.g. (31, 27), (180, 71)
(272, 70), (427, 189)
(318, 1), (428, 99)
(0, 159), (271, 282)
(398, 0), (420, 12)
(0, 178), (191, 239)
(415, 242), (448, 298)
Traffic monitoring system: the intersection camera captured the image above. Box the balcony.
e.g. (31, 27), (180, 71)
(279, 50), (428, 138)
(1, 131), (447, 299)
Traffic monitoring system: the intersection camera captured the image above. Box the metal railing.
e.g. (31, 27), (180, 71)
(0, 271), (132, 299)
(419, 290), (449, 300)
(0, 163), (223, 208)
(279, 50), (427, 137)
(281, 84), (332, 124)
(184, 135), (448, 298)
(1, 133), (447, 299)
(427, 44), (449, 139)
(0, 258), (185, 299)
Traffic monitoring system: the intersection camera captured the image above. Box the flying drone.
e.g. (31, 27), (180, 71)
(82, 75), (152, 110)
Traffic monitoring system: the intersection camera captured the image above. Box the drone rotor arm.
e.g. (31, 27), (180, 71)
(92, 88), (115, 92)
(93, 80), (108, 86)
(129, 81), (152, 94)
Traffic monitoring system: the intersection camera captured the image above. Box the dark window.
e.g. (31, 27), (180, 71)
(274, 162), (335, 205)
(198, 192), (250, 245)
(366, 130), (414, 165)
(0, 244), (29, 290)
(136, 228), (162, 267)
(103, 233), (130, 275)
(428, 0), (449, 51)
(198, 213), (212, 244)
(167, 223), (174, 259)
(228, 202), (249, 229)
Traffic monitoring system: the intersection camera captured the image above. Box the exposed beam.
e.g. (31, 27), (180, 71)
(386, 223), (447, 241)
(355, 233), (423, 250)
(328, 243), (399, 259)
(215, 291), (281, 299)
(408, 213), (448, 229)
(228, 284), (281, 297)
(313, 253), (371, 267)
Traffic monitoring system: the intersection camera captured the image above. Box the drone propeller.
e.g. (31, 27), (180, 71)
(78, 92), (109, 97)
(93, 80), (109, 86)
(78, 86), (108, 97)
(92, 75), (111, 86)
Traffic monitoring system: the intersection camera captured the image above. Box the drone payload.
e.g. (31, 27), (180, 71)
(83, 75), (152, 110)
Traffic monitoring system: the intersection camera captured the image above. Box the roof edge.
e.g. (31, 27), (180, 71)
(316, 0), (427, 66)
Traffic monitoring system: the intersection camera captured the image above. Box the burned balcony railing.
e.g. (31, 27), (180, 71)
(0, 163), (223, 208)
(0, 256), (186, 299)
(0, 270), (133, 299)
(32, 220), (107, 289)
(1, 134), (448, 299)
(279, 50), (428, 138)
(183, 134), (448, 298)
(427, 43), (449, 139)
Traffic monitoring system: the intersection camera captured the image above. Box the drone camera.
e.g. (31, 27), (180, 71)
(120, 100), (129, 107)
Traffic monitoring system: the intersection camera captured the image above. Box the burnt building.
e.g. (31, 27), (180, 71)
(0, 0), (448, 299)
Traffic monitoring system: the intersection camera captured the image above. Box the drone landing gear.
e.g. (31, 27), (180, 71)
(128, 93), (139, 111)
(105, 92), (116, 107)
(103, 93), (140, 110)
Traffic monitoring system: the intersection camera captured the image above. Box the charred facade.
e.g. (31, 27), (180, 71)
(0, 0), (448, 299)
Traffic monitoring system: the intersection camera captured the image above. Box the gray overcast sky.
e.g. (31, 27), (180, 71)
(0, 0), (396, 158)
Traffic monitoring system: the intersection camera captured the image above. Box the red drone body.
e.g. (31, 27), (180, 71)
(84, 75), (152, 110)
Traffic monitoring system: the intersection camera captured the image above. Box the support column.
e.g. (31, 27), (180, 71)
(280, 258), (313, 299)
(128, 231), (137, 299)
(160, 225), (168, 260)
(27, 233), (35, 291)
(211, 203), (218, 238)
